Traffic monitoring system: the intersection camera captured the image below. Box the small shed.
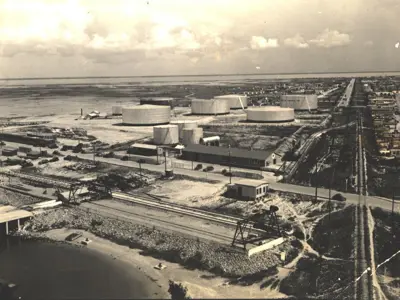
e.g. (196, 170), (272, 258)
(229, 179), (269, 201)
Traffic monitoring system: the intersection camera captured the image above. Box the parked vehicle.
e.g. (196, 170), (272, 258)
(194, 164), (203, 170)
(332, 193), (346, 202)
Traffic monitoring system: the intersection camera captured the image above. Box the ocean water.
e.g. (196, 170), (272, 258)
(0, 237), (161, 299)
(1, 72), (399, 87)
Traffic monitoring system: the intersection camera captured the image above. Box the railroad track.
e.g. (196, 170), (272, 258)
(354, 98), (373, 300)
(79, 201), (234, 245)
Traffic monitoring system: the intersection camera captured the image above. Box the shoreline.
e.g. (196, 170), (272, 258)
(18, 228), (288, 299)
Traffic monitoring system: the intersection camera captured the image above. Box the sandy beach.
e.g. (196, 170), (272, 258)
(43, 228), (287, 299)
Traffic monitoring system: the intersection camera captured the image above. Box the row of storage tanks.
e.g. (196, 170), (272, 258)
(153, 121), (203, 145)
(111, 94), (317, 125)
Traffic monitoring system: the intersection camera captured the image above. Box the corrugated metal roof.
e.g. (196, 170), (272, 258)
(131, 143), (158, 150)
(182, 144), (270, 160)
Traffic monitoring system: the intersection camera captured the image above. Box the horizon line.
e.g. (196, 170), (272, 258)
(1, 70), (400, 81)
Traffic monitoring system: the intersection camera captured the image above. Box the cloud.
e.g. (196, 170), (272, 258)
(284, 34), (309, 48)
(309, 29), (351, 48)
(250, 36), (279, 49)
(364, 40), (373, 47)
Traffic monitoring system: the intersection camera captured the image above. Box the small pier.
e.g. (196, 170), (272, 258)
(0, 206), (33, 235)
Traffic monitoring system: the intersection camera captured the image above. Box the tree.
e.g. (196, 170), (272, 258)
(168, 280), (191, 300)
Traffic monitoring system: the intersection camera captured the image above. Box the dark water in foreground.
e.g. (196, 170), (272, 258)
(0, 237), (158, 299)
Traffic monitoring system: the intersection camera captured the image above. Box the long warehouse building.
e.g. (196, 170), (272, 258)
(181, 144), (271, 169)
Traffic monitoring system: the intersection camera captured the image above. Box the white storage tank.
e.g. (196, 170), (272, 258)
(213, 94), (248, 109)
(191, 99), (230, 115)
(170, 120), (198, 137)
(280, 94), (318, 110)
(112, 105), (124, 115)
(153, 124), (179, 145)
(246, 106), (295, 123)
(122, 105), (170, 125)
(182, 128), (203, 145)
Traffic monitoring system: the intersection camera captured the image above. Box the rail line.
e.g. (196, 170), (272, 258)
(354, 90), (373, 300)
(79, 201), (234, 245)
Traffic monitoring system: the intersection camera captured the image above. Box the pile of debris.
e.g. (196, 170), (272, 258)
(63, 163), (97, 171)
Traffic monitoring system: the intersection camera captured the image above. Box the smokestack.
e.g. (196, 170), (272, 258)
(81, 108), (83, 116)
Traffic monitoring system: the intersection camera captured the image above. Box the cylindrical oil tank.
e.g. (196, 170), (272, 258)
(112, 105), (124, 115)
(182, 128), (203, 145)
(140, 97), (175, 107)
(153, 125), (179, 145)
(122, 105), (170, 125)
(170, 120), (198, 137)
(280, 94), (318, 110)
(191, 99), (230, 115)
(213, 94), (248, 109)
(246, 106), (295, 123)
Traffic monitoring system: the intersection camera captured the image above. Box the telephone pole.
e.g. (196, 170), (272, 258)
(228, 144), (232, 184)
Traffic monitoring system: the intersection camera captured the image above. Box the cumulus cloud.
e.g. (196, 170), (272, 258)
(309, 29), (351, 48)
(284, 34), (309, 48)
(0, 0), (235, 63)
(250, 36), (279, 49)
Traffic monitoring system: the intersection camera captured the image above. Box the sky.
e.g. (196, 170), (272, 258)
(0, 0), (399, 78)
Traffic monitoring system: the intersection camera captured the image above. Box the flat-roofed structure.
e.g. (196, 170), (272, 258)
(228, 179), (269, 201)
(181, 144), (271, 169)
(127, 143), (160, 156)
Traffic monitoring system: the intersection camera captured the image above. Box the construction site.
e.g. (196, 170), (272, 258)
(1, 76), (399, 300)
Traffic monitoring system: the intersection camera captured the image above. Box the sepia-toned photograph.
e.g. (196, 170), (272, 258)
(0, 1), (399, 299)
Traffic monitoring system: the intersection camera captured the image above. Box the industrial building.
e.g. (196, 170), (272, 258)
(140, 97), (175, 107)
(280, 94), (318, 110)
(182, 127), (203, 145)
(0, 133), (55, 147)
(27, 132), (56, 141)
(181, 144), (271, 169)
(112, 105), (124, 115)
(227, 179), (269, 201)
(213, 94), (248, 109)
(153, 125), (179, 145)
(1, 147), (18, 156)
(122, 105), (171, 126)
(170, 120), (198, 137)
(127, 143), (159, 156)
(246, 106), (295, 123)
(191, 99), (230, 115)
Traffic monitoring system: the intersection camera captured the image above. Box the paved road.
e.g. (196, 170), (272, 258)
(70, 152), (399, 212)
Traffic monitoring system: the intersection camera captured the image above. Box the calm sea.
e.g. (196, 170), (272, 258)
(1, 72), (400, 87)
(0, 237), (161, 299)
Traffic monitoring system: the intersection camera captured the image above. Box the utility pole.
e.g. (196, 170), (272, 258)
(315, 162), (319, 202)
(228, 144), (232, 184)
(93, 144), (96, 164)
(392, 186), (396, 238)
(164, 150), (167, 175)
